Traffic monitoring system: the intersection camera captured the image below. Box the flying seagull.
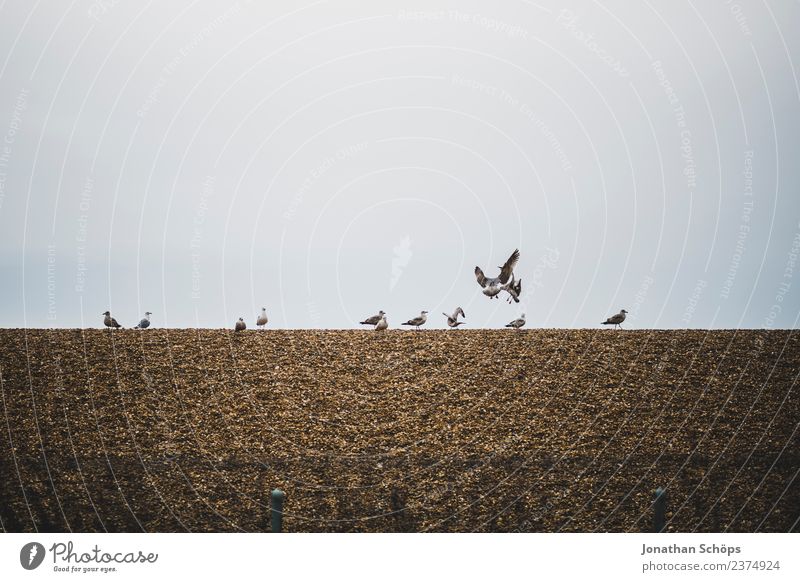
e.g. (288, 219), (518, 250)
(505, 314), (526, 330)
(374, 314), (388, 331)
(475, 249), (520, 299)
(256, 308), (268, 329)
(360, 310), (385, 325)
(402, 310), (428, 330)
(134, 312), (152, 329)
(102, 311), (122, 329)
(443, 307), (466, 328)
(503, 275), (522, 304)
(235, 317), (246, 332)
(602, 309), (628, 330)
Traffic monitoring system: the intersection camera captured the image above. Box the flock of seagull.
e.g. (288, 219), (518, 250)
(100, 250), (629, 332)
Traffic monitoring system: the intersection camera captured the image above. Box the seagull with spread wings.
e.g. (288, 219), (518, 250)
(475, 249), (520, 300)
(443, 307), (466, 328)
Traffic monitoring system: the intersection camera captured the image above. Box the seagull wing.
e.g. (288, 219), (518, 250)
(498, 249), (520, 284)
(474, 266), (488, 287)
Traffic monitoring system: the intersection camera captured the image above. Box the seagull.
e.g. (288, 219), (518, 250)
(505, 314), (526, 330)
(134, 312), (152, 329)
(443, 307), (466, 328)
(235, 317), (246, 332)
(402, 310), (428, 330)
(602, 309), (628, 330)
(256, 307), (268, 329)
(360, 310), (385, 325)
(475, 249), (520, 300)
(375, 315), (388, 331)
(503, 275), (522, 304)
(102, 311), (122, 329)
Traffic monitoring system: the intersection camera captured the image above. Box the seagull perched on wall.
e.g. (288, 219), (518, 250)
(102, 311), (122, 329)
(402, 311), (428, 330)
(374, 314), (388, 331)
(505, 314), (526, 330)
(256, 308), (268, 329)
(235, 317), (246, 332)
(360, 310), (385, 325)
(443, 307), (466, 328)
(475, 249), (519, 300)
(134, 312), (152, 329)
(602, 309), (628, 330)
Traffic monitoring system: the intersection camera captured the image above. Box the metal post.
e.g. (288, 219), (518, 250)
(271, 489), (285, 533)
(653, 487), (667, 533)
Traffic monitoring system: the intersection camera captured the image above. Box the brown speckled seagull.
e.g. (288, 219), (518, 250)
(102, 311), (122, 329)
(602, 309), (628, 330)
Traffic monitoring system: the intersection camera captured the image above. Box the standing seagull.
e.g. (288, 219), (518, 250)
(374, 314), (388, 331)
(235, 317), (246, 332)
(443, 307), (466, 328)
(475, 249), (520, 299)
(359, 310), (385, 325)
(402, 310), (428, 330)
(134, 312), (152, 329)
(256, 308), (269, 329)
(102, 311), (122, 329)
(505, 314), (526, 330)
(601, 309), (628, 330)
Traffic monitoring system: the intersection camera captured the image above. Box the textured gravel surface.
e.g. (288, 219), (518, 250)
(0, 328), (798, 532)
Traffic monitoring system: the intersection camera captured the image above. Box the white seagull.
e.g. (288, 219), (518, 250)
(360, 310), (385, 325)
(443, 307), (466, 328)
(402, 310), (428, 330)
(134, 312), (152, 329)
(256, 308), (269, 329)
(235, 317), (247, 332)
(505, 314), (526, 330)
(374, 314), (388, 331)
(602, 309), (628, 330)
(102, 311), (122, 329)
(475, 249), (520, 300)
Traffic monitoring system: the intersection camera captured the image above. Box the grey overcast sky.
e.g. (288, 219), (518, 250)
(0, 0), (798, 329)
